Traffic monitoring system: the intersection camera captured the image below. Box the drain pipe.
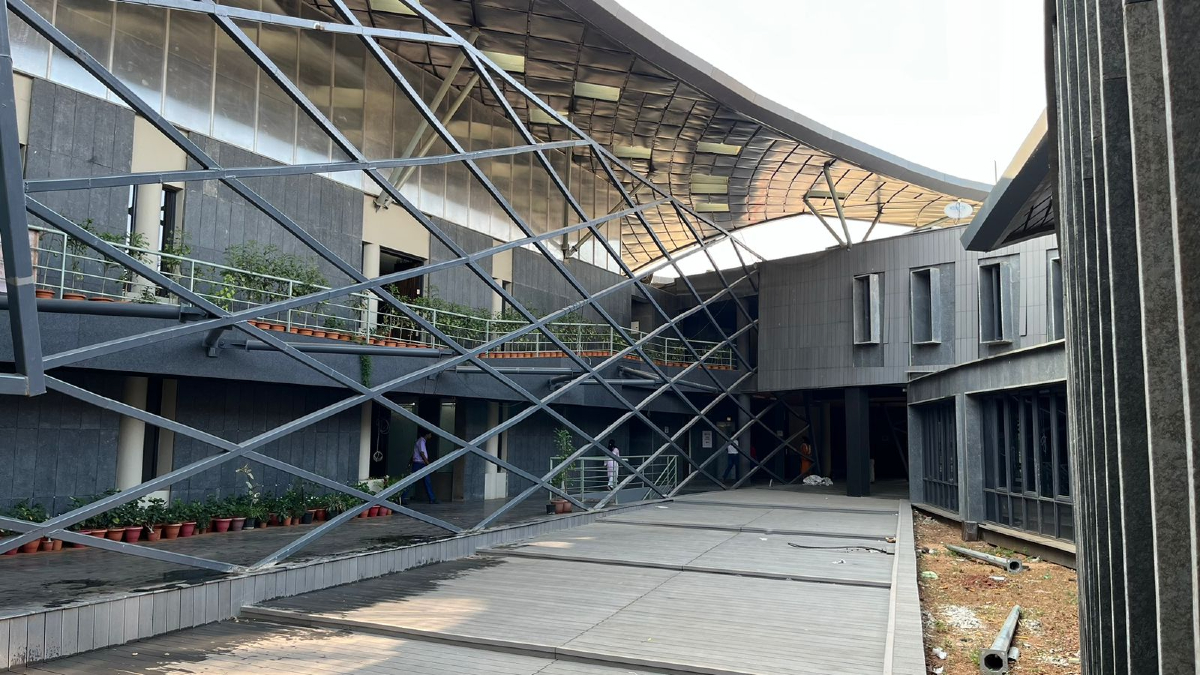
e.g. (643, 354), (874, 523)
(980, 605), (1021, 674)
(945, 544), (1024, 573)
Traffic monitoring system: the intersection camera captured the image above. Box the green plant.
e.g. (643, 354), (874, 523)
(205, 495), (232, 520)
(142, 497), (167, 530)
(359, 354), (372, 386)
(282, 485), (308, 518)
(10, 500), (48, 524)
(166, 498), (189, 524)
(551, 428), (574, 492)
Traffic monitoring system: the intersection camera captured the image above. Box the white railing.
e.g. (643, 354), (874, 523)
(548, 454), (678, 502)
(26, 225), (735, 368)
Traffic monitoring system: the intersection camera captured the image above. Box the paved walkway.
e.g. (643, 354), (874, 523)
(21, 487), (926, 674)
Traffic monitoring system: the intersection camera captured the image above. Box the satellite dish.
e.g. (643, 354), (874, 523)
(944, 200), (974, 220)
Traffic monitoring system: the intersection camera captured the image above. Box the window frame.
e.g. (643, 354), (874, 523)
(978, 260), (1013, 344)
(852, 272), (882, 345)
(910, 266), (942, 345)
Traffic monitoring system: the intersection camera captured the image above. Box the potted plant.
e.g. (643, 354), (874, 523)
(177, 499), (199, 537)
(549, 429), (574, 514)
(142, 497), (167, 542)
(116, 501), (145, 543)
(206, 495), (232, 533)
(10, 501), (48, 553)
(161, 499), (186, 540)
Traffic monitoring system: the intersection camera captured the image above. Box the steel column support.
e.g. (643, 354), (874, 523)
(822, 162), (854, 248)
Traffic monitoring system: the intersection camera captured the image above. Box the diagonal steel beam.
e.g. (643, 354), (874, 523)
(822, 163), (854, 248)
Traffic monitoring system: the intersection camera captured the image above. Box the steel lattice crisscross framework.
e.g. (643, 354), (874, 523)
(0, 0), (813, 573)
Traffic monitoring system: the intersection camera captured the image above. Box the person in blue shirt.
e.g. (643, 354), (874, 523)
(404, 429), (439, 504)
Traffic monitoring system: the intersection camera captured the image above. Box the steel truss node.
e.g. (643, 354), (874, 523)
(0, 0), (811, 573)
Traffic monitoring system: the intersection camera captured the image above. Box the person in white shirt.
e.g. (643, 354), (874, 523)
(605, 439), (620, 489)
(403, 430), (439, 504)
(722, 437), (740, 482)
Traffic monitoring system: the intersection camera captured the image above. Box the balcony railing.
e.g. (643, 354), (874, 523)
(26, 225), (735, 369)
(548, 454), (678, 502)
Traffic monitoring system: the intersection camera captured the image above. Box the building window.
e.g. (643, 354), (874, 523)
(910, 267), (941, 344)
(979, 261), (1013, 344)
(919, 399), (958, 512)
(852, 273), (881, 344)
(981, 386), (1072, 541)
(1048, 253), (1064, 340)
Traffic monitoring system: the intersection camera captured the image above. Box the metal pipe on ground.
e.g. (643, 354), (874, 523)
(980, 605), (1021, 674)
(0, 296), (207, 321)
(945, 544), (1024, 573)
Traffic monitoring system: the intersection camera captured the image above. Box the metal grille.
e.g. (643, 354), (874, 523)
(918, 399), (958, 513)
(981, 386), (1073, 542)
(0, 0), (821, 573)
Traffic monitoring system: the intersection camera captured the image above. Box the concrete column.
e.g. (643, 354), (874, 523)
(362, 242), (380, 334)
(155, 379), (177, 477)
(736, 394), (751, 477)
(115, 376), (148, 490)
(844, 387), (870, 497)
(357, 402), (372, 481)
(129, 184), (163, 299)
(483, 402), (507, 499)
(958, 393), (983, 538)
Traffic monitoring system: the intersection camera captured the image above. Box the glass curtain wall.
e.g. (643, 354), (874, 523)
(7, 0), (625, 271)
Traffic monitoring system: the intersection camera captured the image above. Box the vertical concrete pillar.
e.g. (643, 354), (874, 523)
(128, 184), (162, 299)
(357, 402), (372, 481)
(958, 393), (983, 539)
(362, 242), (380, 333)
(115, 376), (148, 490)
(736, 394), (751, 478)
(844, 387), (870, 497)
(483, 401), (507, 499)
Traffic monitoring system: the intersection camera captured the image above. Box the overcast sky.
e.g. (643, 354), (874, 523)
(611, 0), (1047, 276)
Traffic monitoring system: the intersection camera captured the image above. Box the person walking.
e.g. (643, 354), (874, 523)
(722, 436), (740, 482)
(605, 439), (620, 490)
(404, 429), (439, 504)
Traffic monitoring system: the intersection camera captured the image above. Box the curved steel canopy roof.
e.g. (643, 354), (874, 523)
(335, 0), (992, 265)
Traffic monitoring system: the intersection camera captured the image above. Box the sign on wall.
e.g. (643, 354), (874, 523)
(702, 430), (713, 448)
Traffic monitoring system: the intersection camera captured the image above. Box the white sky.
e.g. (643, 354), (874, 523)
(612, 0), (1047, 278)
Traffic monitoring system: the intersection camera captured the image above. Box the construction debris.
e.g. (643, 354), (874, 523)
(979, 605), (1022, 674)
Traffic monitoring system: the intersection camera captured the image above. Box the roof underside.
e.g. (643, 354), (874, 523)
(325, 0), (991, 266)
(961, 113), (1055, 252)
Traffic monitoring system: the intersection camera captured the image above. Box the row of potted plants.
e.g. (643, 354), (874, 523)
(0, 485), (399, 556)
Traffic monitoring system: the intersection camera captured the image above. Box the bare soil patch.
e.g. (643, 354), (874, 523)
(914, 510), (1080, 674)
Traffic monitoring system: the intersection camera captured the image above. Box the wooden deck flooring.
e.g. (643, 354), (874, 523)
(21, 488), (927, 675)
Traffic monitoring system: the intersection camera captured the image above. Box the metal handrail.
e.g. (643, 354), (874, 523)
(548, 454), (678, 502)
(25, 225), (735, 367)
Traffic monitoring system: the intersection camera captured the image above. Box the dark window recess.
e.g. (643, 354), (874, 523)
(852, 273), (881, 344)
(1049, 254), (1064, 340)
(979, 261), (1013, 343)
(981, 385), (1072, 541)
(919, 399), (958, 512)
(910, 267), (941, 344)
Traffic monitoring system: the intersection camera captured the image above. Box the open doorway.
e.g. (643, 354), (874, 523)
(379, 247), (424, 299)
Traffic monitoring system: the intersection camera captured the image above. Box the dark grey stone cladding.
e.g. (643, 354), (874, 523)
(182, 137), (365, 280)
(24, 79), (135, 241)
(166, 378), (360, 506)
(0, 373), (122, 514)
(510, 248), (631, 325)
(426, 216), (494, 311)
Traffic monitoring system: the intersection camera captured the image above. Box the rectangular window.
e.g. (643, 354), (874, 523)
(979, 261), (1012, 343)
(1048, 253), (1065, 340)
(910, 267), (941, 344)
(852, 273), (881, 344)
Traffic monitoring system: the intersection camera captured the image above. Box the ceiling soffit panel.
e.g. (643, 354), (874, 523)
(330, 0), (990, 266)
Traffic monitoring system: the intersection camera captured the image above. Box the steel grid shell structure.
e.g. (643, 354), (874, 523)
(0, 0), (835, 574)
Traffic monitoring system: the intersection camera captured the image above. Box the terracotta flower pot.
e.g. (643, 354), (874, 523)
(39, 538), (54, 552)
(229, 517), (246, 532)
(105, 528), (125, 541)
(299, 328), (314, 336)
(89, 296), (115, 303)
(379, 508), (391, 516)
(287, 327), (299, 334)
(62, 292), (88, 301)
(123, 526), (142, 543)
(269, 323), (286, 332)
(144, 527), (160, 542)
(357, 510), (367, 519)
(35, 289), (54, 299)
(370, 506), (384, 517)
(282, 516), (293, 526)
(179, 522), (196, 537)
(3, 547), (16, 555)
(312, 331), (326, 338)
(211, 518), (232, 533)
(315, 508), (327, 521)
(162, 523), (182, 540)
(268, 514), (280, 526)
(20, 540), (41, 553)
